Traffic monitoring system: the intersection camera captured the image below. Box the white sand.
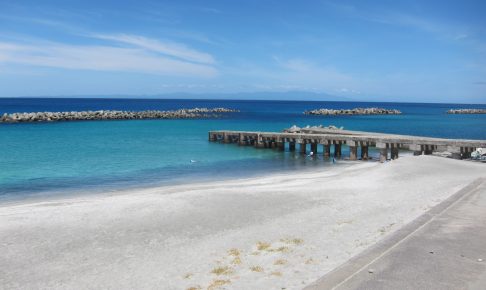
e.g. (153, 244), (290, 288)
(1, 156), (485, 290)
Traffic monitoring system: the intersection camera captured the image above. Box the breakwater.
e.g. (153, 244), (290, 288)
(0, 108), (239, 123)
(304, 107), (401, 115)
(447, 109), (486, 114)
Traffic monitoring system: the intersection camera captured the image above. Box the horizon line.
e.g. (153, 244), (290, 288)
(1, 95), (485, 106)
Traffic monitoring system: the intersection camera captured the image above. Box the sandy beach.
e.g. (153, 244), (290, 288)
(1, 155), (485, 290)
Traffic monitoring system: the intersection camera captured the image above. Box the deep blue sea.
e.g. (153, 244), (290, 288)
(1, 98), (486, 201)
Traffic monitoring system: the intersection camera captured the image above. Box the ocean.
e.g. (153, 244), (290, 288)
(1, 98), (486, 201)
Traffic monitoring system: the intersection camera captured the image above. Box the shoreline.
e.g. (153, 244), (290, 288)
(0, 158), (359, 207)
(1, 155), (485, 289)
(0, 155), (374, 207)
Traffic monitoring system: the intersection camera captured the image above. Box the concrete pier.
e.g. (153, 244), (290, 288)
(361, 145), (369, 160)
(208, 128), (486, 162)
(238, 133), (246, 146)
(349, 145), (358, 160)
(376, 143), (389, 162)
(209, 132), (217, 142)
(300, 142), (307, 154)
(311, 143), (318, 155)
(380, 149), (388, 163)
(223, 133), (230, 143)
(334, 143), (342, 158)
(348, 141), (358, 160)
(324, 144), (331, 157)
(255, 134), (265, 148)
(390, 144), (399, 160)
(289, 142), (296, 151)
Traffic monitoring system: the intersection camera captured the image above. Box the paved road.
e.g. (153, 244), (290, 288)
(306, 178), (486, 290)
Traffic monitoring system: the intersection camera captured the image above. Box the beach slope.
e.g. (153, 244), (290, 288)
(1, 156), (485, 289)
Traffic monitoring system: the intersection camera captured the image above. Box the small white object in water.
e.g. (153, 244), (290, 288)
(190, 160), (198, 163)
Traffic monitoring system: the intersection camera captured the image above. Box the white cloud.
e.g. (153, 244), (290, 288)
(0, 37), (217, 77)
(200, 7), (222, 14)
(92, 34), (215, 64)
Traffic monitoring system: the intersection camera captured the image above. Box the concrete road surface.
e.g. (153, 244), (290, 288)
(306, 177), (486, 290)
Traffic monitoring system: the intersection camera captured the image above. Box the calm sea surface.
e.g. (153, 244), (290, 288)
(1, 98), (486, 201)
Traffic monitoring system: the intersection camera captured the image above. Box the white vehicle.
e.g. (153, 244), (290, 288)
(471, 148), (486, 160)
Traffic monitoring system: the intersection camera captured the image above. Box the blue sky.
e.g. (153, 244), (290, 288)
(0, 0), (485, 103)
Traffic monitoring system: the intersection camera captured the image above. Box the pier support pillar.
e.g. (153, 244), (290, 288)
(390, 144), (399, 160)
(255, 135), (265, 149)
(424, 145), (433, 155)
(311, 143), (318, 155)
(461, 147), (472, 159)
(289, 142), (296, 151)
(300, 142), (307, 154)
(255, 142), (265, 148)
(270, 141), (277, 149)
(376, 142), (388, 163)
(361, 145), (369, 160)
(324, 144), (331, 157)
(409, 144), (422, 155)
(349, 146), (357, 160)
(277, 142), (285, 151)
(209, 132), (217, 141)
(393, 148), (399, 159)
(238, 134), (246, 146)
(334, 143), (342, 158)
(223, 133), (230, 143)
(379, 148), (388, 163)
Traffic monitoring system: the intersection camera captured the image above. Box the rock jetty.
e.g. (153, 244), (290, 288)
(304, 107), (401, 116)
(0, 108), (239, 123)
(447, 109), (486, 114)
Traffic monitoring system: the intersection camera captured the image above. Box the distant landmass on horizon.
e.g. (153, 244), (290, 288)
(7, 91), (352, 102)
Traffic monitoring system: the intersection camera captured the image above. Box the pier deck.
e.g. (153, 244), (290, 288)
(208, 128), (486, 161)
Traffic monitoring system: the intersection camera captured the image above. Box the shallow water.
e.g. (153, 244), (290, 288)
(1, 98), (485, 200)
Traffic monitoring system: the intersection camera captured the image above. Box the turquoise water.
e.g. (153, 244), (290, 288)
(1, 98), (486, 200)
